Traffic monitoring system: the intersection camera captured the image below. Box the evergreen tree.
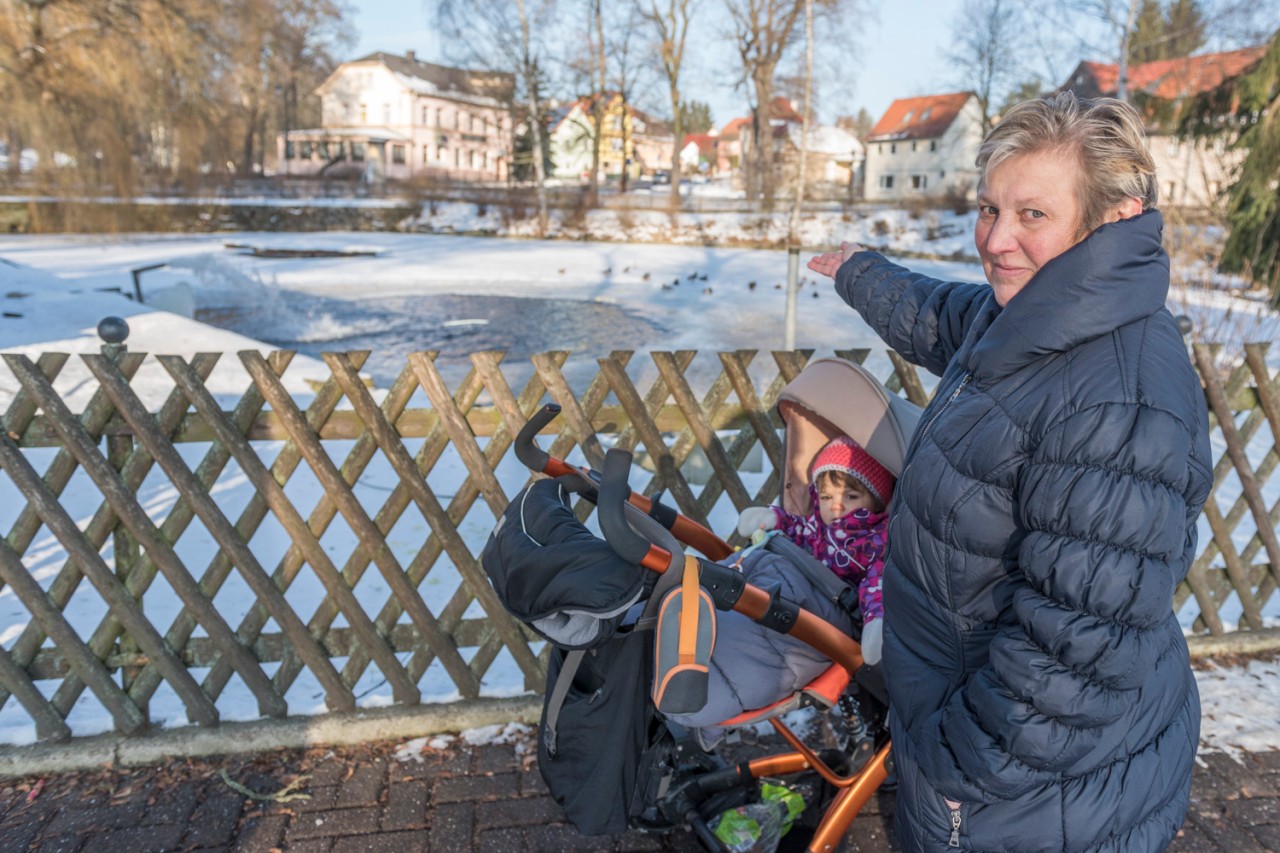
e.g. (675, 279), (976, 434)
(1180, 30), (1280, 302)
(1129, 0), (1206, 65)
(678, 100), (714, 134)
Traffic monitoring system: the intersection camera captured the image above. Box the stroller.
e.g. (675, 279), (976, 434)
(482, 357), (921, 852)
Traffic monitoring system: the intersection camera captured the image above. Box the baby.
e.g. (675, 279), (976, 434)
(737, 436), (893, 664)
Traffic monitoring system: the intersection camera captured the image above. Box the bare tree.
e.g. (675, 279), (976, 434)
(638, 0), (696, 207)
(783, 0), (813, 349)
(947, 0), (1029, 134)
(437, 0), (556, 233)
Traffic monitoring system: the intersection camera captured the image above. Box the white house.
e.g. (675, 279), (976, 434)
(280, 51), (514, 183)
(781, 125), (864, 191)
(546, 93), (674, 183)
(863, 92), (983, 202)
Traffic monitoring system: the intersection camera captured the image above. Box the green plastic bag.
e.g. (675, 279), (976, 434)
(710, 782), (806, 853)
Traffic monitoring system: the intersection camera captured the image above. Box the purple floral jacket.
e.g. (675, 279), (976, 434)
(771, 490), (888, 623)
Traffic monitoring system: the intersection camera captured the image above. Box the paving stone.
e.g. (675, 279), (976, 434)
(28, 834), (85, 853)
(281, 838), (332, 853)
(88, 822), (185, 853)
(141, 783), (202, 825)
(331, 831), (428, 853)
(477, 825), (529, 850)
(306, 759), (350, 788)
(615, 829), (668, 851)
(471, 743), (519, 775)
(336, 759), (386, 807)
(381, 779), (429, 830)
(287, 806), (381, 840)
(432, 772), (518, 804)
(428, 801), (474, 850)
(43, 803), (146, 835)
(0, 814), (46, 850)
(1224, 796), (1280, 826)
(477, 795), (564, 828)
(293, 785), (340, 812)
(518, 766), (550, 797)
(232, 813), (288, 853)
(1168, 823), (1227, 853)
(183, 790), (244, 849)
(1252, 823), (1280, 848)
(1189, 808), (1270, 853)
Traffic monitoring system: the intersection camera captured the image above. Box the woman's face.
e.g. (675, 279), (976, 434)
(974, 149), (1084, 307)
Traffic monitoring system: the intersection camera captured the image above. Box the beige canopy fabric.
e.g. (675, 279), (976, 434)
(776, 358), (922, 516)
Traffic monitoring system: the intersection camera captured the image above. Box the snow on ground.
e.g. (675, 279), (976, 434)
(0, 225), (1277, 752)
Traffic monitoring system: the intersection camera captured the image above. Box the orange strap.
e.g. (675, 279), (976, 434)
(679, 555), (699, 663)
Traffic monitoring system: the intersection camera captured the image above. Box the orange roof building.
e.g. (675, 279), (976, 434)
(863, 91), (982, 202)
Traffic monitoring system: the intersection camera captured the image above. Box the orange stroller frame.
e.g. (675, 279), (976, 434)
(512, 357), (920, 852)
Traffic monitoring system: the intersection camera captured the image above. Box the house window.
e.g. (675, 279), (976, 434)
(300, 141), (313, 158)
(930, 140), (937, 152)
(422, 106), (429, 125)
(454, 148), (461, 167)
(879, 175), (895, 189)
(351, 142), (365, 161)
(392, 144), (405, 164)
(455, 111), (463, 129)
(359, 104), (367, 123)
(333, 142), (345, 158)
(382, 104), (391, 124)
(285, 141), (295, 160)
(437, 146), (446, 162)
(423, 146), (430, 164)
(469, 150), (477, 168)
(436, 108), (443, 126)
(1167, 180), (1177, 199)
(1167, 139), (1180, 156)
(479, 116), (487, 134)
(483, 151), (489, 169)
(342, 103), (352, 123)
(911, 141), (918, 152)
(877, 144), (882, 154)
(890, 143), (897, 154)
(911, 174), (927, 190)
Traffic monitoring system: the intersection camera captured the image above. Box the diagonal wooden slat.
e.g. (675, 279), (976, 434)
(598, 354), (707, 523)
(339, 357), (507, 689)
(343, 351), (540, 688)
(0, 422), (218, 726)
(158, 354), (420, 705)
(80, 353), (352, 715)
(1195, 345), (1280, 592)
(532, 351), (606, 470)
(0, 539), (145, 734)
(545, 351), (632, 524)
(887, 349), (931, 407)
(42, 353), (222, 719)
(243, 350), (481, 699)
(720, 351), (785, 473)
(266, 357), (429, 696)
(1200, 498), (1266, 630)
(0, 642), (70, 743)
(127, 351), (305, 706)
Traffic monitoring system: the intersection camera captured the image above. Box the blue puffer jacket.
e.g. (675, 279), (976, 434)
(835, 210), (1212, 852)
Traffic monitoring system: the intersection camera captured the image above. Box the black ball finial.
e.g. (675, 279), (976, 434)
(97, 316), (130, 344)
(1174, 314), (1193, 337)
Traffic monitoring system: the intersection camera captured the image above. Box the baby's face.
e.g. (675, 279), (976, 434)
(817, 478), (876, 525)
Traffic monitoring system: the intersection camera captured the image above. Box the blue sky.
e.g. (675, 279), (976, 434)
(344, 0), (964, 127)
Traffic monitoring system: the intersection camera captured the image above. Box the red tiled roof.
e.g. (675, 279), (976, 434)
(720, 97), (804, 138)
(1068, 45), (1267, 100)
(868, 92), (973, 141)
(681, 133), (718, 154)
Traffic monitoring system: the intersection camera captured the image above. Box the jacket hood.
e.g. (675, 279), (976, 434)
(962, 209), (1169, 383)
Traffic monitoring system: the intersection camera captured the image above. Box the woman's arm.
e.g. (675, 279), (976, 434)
(912, 399), (1212, 802)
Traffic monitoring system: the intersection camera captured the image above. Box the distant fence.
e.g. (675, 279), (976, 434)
(0, 344), (1275, 751)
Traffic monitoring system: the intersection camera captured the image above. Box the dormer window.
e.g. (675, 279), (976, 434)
(902, 110), (914, 125)
(920, 108), (932, 122)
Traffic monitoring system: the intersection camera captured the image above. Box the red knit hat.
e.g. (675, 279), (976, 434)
(810, 436), (895, 507)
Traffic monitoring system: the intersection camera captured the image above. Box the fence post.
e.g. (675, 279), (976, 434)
(98, 317), (144, 703)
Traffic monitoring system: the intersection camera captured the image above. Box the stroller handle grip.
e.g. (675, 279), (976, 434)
(515, 404), (560, 472)
(600, 448), (663, 566)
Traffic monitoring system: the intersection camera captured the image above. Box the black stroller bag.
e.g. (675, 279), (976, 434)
(482, 478), (670, 835)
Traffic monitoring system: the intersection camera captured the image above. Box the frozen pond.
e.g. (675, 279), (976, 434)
(197, 290), (668, 388)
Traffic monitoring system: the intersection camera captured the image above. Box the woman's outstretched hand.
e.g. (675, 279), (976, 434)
(807, 241), (866, 279)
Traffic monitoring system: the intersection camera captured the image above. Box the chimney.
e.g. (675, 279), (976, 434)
(406, 49), (416, 62)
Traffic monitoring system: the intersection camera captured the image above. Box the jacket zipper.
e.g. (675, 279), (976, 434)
(948, 801), (963, 847)
(893, 371), (972, 510)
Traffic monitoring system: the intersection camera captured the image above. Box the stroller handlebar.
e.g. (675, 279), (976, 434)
(515, 404), (560, 473)
(600, 448), (660, 566)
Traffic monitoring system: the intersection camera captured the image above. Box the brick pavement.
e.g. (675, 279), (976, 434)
(0, 732), (1276, 852)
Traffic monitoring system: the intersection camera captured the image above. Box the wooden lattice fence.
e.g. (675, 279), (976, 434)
(0, 344), (1275, 748)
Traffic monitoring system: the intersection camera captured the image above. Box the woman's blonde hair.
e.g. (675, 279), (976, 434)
(976, 91), (1157, 234)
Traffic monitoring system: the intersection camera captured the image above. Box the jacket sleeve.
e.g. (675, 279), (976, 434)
(856, 520), (887, 622)
(833, 252), (991, 377)
(915, 399), (1212, 802)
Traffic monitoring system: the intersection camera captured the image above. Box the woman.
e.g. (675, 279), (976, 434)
(809, 92), (1212, 852)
